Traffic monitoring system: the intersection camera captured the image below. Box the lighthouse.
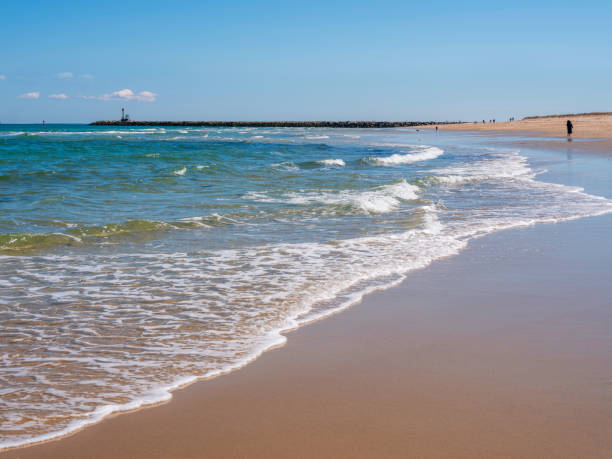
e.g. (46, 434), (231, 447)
(121, 108), (126, 122)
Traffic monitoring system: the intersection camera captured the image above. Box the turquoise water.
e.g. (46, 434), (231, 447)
(1, 125), (611, 448)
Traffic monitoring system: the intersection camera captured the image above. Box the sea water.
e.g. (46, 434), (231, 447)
(1, 125), (611, 449)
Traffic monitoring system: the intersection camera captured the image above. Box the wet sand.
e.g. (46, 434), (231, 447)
(4, 215), (612, 457)
(420, 113), (612, 139)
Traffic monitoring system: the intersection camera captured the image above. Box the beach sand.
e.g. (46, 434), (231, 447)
(3, 142), (612, 459)
(420, 113), (612, 139)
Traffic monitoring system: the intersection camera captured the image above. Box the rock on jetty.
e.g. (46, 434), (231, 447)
(90, 120), (457, 128)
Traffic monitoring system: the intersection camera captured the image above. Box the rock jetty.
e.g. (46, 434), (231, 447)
(90, 120), (458, 128)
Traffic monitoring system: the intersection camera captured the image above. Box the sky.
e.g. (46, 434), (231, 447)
(1, 0), (611, 123)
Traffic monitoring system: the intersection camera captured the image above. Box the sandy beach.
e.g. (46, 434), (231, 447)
(3, 140), (612, 458)
(420, 113), (612, 140)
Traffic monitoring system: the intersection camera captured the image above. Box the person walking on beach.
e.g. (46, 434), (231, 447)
(566, 119), (573, 138)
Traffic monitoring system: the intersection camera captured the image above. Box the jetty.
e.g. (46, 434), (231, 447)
(90, 120), (457, 128)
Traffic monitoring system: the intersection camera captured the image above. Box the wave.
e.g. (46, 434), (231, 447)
(0, 219), (209, 254)
(179, 213), (240, 226)
(316, 158), (346, 166)
(287, 159), (346, 170)
(243, 179), (420, 214)
(0, 131), (26, 137)
(0, 232), (83, 253)
(6, 129), (168, 137)
(431, 150), (536, 184)
(271, 161), (300, 172)
(365, 146), (443, 165)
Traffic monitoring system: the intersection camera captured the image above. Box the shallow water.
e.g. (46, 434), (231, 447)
(1, 125), (611, 449)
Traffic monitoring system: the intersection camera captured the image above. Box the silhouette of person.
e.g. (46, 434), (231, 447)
(566, 119), (573, 137)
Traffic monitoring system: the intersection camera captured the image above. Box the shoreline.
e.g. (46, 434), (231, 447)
(3, 136), (612, 457)
(0, 272), (413, 453)
(5, 212), (612, 458)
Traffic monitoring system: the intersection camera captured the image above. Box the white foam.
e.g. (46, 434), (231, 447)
(173, 167), (187, 176)
(243, 179), (420, 214)
(432, 150), (534, 184)
(271, 162), (300, 171)
(367, 146), (443, 165)
(317, 158), (346, 166)
(0, 131), (26, 137)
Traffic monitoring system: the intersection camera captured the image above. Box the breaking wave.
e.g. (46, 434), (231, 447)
(365, 146), (443, 165)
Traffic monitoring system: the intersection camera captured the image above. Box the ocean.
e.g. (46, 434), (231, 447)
(1, 125), (611, 449)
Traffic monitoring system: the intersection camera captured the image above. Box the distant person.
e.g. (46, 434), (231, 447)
(435, 126), (438, 131)
(566, 119), (573, 138)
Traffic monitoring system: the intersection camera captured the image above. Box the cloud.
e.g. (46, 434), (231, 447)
(49, 93), (69, 99)
(0, 74), (5, 80)
(55, 72), (74, 79)
(84, 88), (157, 102)
(79, 74), (94, 79)
(19, 92), (40, 99)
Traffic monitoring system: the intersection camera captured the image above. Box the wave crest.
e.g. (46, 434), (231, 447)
(243, 179), (420, 214)
(365, 146), (443, 165)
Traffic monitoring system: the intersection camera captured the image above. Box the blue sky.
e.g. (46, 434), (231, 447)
(1, 1), (611, 123)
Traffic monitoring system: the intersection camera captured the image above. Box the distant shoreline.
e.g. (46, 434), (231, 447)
(415, 113), (612, 140)
(89, 120), (458, 128)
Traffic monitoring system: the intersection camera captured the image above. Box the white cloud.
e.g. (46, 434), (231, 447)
(0, 74), (5, 80)
(85, 88), (157, 102)
(49, 93), (69, 99)
(79, 74), (94, 79)
(19, 92), (40, 99)
(55, 72), (74, 79)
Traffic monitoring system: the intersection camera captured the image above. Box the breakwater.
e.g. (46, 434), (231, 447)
(90, 120), (457, 128)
